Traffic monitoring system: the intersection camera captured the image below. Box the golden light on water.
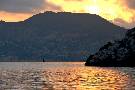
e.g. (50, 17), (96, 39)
(0, 62), (134, 89)
(42, 64), (130, 90)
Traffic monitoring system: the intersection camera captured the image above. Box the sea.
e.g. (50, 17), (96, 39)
(0, 62), (135, 90)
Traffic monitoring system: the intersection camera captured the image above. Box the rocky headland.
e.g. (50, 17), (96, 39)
(85, 28), (135, 67)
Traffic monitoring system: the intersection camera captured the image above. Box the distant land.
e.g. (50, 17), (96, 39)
(85, 27), (135, 66)
(0, 11), (126, 61)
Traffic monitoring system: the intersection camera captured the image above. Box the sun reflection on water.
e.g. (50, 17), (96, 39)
(42, 65), (129, 90)
(0, 62), (133, 90)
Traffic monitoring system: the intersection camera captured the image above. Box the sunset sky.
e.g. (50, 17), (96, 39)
(0, 0), (135, 28)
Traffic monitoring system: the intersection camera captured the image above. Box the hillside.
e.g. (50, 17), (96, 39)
(85, 27), (135, 66)
(0, 11), (126, 61)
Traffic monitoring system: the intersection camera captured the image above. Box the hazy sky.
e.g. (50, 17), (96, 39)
(0, 0), (135, 28)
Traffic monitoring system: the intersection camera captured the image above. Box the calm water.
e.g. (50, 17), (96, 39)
(0, 62), (135, 90)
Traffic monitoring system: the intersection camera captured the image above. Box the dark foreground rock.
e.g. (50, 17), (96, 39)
(85, 27), (135, 67)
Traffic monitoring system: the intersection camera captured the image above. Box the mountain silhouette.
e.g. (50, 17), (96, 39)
(0, 11), (126, 61)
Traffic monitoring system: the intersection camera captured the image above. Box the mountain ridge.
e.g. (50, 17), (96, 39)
(0, 11), (126, 61)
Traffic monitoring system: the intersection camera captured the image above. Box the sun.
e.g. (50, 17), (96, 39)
(85, 6), (100, 14)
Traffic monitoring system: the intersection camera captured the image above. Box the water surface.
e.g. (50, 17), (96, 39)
(0, 62), (135, 90)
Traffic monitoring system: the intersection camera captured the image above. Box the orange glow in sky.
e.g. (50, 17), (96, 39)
(0, 0), (135, 28)
(47, 0), (135, 28)
(0, 11), (32, 22)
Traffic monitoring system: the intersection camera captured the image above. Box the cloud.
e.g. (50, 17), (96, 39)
(124, 0), (135, 9)
(0, 0), (45, 13)
(44, 1), (62, 12)
(113, 18), (131, 28)
(0, 0), (134, 28)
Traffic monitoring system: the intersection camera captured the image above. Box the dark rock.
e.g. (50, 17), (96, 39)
(85, 28), (135, 67)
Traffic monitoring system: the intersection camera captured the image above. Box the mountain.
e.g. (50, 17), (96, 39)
(0, 11), (126, 61)
(85, 27), (135, 66)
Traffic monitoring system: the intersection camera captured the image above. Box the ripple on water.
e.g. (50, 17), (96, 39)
(0, 62), (134, 90)
(42, 67), (130, 90)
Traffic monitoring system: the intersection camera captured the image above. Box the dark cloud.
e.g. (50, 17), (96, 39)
(125, 0), (135, 9)
(0, 0), (45, 13)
